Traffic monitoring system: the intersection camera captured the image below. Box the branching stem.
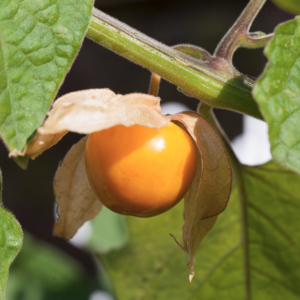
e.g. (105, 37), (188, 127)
(214, 0), (270, 61)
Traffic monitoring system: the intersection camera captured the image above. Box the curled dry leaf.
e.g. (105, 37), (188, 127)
(53, 136), (102, 240)
(8, 131), (68, 160)
(38, 89), (169, 134)
(14, 88), (232, 279)
(171, 112), (232, 281)
(10, 89), (169, 159)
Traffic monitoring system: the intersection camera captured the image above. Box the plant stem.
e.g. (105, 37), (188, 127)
(86, 8), (263, 120)
(198, 103), (251, 300)
(149, 73), (161, 97)
(214, 0), (268, 61)
(244, 32), (273, 48)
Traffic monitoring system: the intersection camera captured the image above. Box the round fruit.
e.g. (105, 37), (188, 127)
(85, 122), (197, 217)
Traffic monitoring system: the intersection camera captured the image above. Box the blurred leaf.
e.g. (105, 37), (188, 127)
(88, 206), (129, 254)
(0, 0), (93, 152)
(100, 161), (300, 299)
(271, 0), (300, 14)
(254, 18), (300, 174)
(0, 170), (23, 300)
(6, 232), (97, 300)
(95, 258), (117, 298)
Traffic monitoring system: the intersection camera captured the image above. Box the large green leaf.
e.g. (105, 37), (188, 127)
(0, 171), (23, 300)
(101, 161), (300, 299)
(271, 0), (300, 15)
(0, 0), (93, 151)
(253, 18), (300, 174)
(6, 232), (97, 300)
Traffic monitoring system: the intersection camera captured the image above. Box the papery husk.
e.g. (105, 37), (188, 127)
(9, 131), (68, 160)
(41, 90), (168, 134)
(9, 89), (169, 159)
(48, 89), (171, 239)
(53, 136), (102, 240)
(13, 88), (232, 280)
(171, 112), (232, 281)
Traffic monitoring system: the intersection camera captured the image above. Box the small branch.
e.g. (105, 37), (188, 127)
(149, 73), (161, 97)
(243, 33), (274, 48)
(197, 103), (234, 159)
(214, 0), (267, 61)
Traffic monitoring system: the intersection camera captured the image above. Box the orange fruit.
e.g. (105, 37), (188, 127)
(85, 122), (197, 217)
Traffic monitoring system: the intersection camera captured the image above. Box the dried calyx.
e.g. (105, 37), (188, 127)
(11, 89), (232, 280)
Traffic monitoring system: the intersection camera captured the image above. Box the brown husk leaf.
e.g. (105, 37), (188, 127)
(38, 89), (169, 134)
(9, 89), (169, 159)
(53, 136), (102, 239)
(171, 112), (232, 281)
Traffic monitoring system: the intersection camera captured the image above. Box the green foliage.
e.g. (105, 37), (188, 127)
(88, 206), (129, 254)
(2, 0), (300, 298)
(101, 161), (300, 299)
(254, 17), (300, 174)
(0, 171), (23, 300)
(271, 0), (300, 15)
(0, 0), (93, 152)
(6, 232), (97, 300)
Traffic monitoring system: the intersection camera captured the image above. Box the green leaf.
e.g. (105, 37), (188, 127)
(271, 0), (300, 15)
(100, 161), (300, 299)
(6, 232), (97, 300)
(88, 206), (129, 254)
(0, 170), (23, 300)
(253, 17), (300, 174)
(13, 155), (28, 170)
(0, 0), (93, 152)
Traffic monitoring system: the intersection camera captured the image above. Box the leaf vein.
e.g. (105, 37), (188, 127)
(248, 202), (298, 250)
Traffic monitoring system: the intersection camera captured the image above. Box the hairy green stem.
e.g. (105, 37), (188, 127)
(86, 8), (263, 120)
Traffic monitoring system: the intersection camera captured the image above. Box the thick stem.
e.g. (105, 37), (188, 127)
(149, 45), (210, 97)
(86, 8), (263, 120)
(214, 0), (267, 61)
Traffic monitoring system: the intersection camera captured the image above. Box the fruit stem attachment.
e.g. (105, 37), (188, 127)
(149, 73), (161, 97)
(214, 0), (272, 62)
(197, 103), (235, 161)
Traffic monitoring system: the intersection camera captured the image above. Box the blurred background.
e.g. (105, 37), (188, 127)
(0, 0), (293, 299)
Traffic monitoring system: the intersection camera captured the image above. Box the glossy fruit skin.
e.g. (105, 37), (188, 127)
(85, 122), (197, 217)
